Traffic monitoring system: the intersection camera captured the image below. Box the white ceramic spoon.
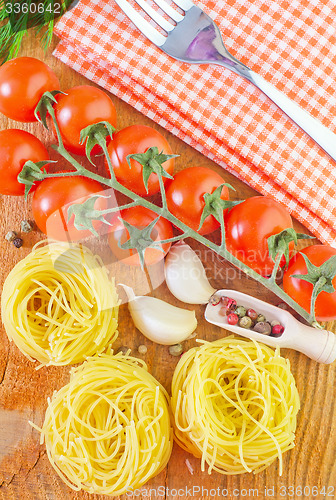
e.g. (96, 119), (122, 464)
(205, 289), (336, 364)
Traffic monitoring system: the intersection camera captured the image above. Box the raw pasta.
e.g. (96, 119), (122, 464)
(171, 337), (300, 475)
(1, 242), (119, 366)
(31, 353), (173, 496)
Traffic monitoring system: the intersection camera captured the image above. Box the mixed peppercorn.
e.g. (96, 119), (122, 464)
(5, 219), (34, 248)
(210, 295), (285, 337)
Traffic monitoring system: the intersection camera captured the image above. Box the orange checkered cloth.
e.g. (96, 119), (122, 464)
(53, 0), (336, 245)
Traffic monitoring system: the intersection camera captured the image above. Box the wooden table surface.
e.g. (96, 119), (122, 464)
(0, 32), (336, 500)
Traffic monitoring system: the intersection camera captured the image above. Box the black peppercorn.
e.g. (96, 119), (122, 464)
(13, 237), (23, 248)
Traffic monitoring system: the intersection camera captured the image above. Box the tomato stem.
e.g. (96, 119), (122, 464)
(95, 135), (117, 183)
(28, 161), (315, 324)
(157, 168), (168, 210)
(218, 208), (226, 250)
(25, 105), (318, 325)
(269, 253), (283, 283)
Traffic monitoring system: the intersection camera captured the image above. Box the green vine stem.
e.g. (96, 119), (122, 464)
(19, 92), (322, 326)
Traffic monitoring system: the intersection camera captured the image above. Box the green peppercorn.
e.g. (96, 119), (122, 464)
(256, 314), (266, 323)
(5, 231), (18, 242)
(238, 316), (253, 329)
(169, 344), (183, 356)
(209, 294), (221, 306)
(21, 220), (34, 233)
(235, 305), (247, 318)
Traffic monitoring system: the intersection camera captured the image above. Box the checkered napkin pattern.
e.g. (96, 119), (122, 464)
(53, 0), (336, 245)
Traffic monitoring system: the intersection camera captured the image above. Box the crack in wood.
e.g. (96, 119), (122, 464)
(25, 450), (46, 480)
(0, 450), (45, 490)
(0, 463), (23, 490)
(0, 346), (10, 386)
(164, 461), (169, 500)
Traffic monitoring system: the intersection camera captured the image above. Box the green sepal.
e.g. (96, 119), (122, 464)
(198, 184), (242, 231)
(67, 195), (112, 237)
(80, 121), (115, 165)
(291, 253), (336, 292)
(34, 90), (65, 128)
(17, 160), (54, 199)
(126, 147), (177, 193)
(267, 228), (314, 269)
(119, 215), (164, 269)
(291, 253), (336, 321)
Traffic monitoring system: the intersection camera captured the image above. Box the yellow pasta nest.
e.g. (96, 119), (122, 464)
(171, 337), (300, 475)
(1, 242), (119, 366)
(31, 353), (173, 496)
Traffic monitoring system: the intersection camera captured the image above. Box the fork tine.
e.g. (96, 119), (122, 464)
(134, 0), (176, 32)
(171, 0), (194, 11)
(152, 0), (184, 23)
(114, 0), (167, 46)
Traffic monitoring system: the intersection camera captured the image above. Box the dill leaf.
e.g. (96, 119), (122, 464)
(0, 0), (72, 64)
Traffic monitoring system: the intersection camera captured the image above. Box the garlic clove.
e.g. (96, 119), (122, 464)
(164, 241), (216, 304)
(120, 284), (197, 345)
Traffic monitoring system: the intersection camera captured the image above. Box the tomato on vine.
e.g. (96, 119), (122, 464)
(224, 196), (294, 276)
(53, 85), (117, 156)
(105, 125), (175, 197)
(32, 175), (108, 242)
(0, 129), (49, 196)
(283, 245), (336, 321)
(108, 206), (173, 266)
(166, 166), (230, 235)
(0, 57), (60, 122)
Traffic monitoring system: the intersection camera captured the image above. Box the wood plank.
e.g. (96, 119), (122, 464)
(0, 33), (335, 500)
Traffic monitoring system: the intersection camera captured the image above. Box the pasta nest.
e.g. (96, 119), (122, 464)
(32, 353), (173, 496)
(171, 337), (300, 475)
(1, 242), (119, 366)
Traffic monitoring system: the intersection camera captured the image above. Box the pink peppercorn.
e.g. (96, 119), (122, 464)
(220, 296), (237, 314)
(219, 307), (227, 316)
(227, 313), (239, 325)
(272, 324), (285, 337)
(247, 308), (258, 322)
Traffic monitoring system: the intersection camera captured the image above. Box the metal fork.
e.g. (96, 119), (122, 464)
(114, 0), (336, 162)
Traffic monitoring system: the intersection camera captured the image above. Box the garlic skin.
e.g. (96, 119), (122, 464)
(164, 241), (216, 304)
(121, 285), (197, 345)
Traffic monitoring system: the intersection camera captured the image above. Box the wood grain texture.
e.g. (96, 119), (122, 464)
(0, 33), (335, 500)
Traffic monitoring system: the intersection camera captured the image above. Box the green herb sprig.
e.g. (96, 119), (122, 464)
(0, 0), (72, 64)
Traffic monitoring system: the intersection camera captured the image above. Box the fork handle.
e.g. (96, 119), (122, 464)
(245, 70), (336, 162)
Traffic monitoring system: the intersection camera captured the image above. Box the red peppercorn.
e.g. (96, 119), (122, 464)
(247, 308), (258, 322)
(220, 296), (237, 314)
(227, 313), (239, 325)
(272, 324), (285, 337)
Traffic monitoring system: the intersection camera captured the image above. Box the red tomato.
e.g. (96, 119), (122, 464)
(0, 57), (60, 122)
(105, 125), (175, 197)
(32, 175), (108, 242)
(283, 245), (336, 321)
(107, 206), (173, 266)
(53, 86), (117, 156)
(225, 196), (293, 276)
(165, 166), (230, 235)
(0, 129), (49, 196)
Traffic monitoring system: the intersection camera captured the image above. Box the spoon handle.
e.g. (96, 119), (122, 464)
(204, 289), (336, 363)
(285, 322), (336, 364)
